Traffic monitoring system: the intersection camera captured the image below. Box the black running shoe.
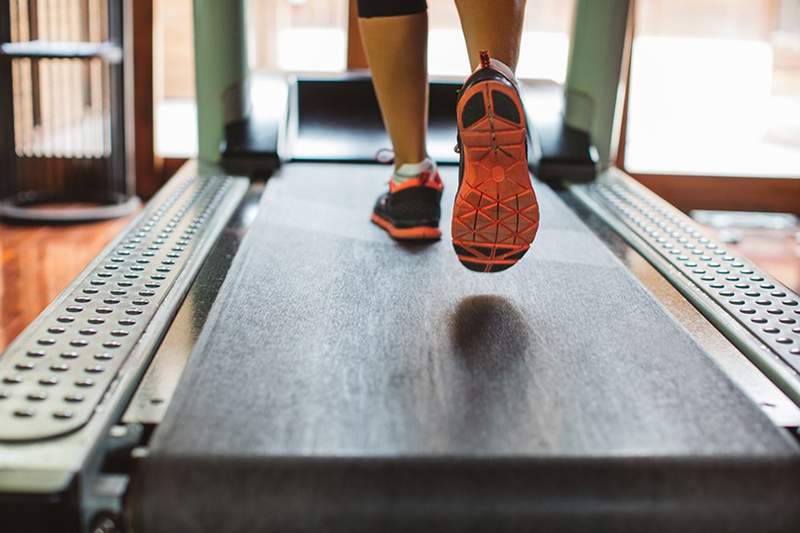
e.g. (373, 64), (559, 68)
(371, 169), (444, 240)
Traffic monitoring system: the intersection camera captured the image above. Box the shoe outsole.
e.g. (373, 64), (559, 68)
(452, 79), (540, 273)
(371, 212), (442, 241)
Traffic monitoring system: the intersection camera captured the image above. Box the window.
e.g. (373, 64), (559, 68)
(153, 0), (576, 157)
(154, 0), (351, 157)
(428, 0), (574, 81)
(248, 0), (349, 73)
(153, 0), (196, 157)
(623, 0), (800, 178)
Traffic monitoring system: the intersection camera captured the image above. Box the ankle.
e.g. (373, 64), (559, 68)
(392, 157), (436, 184)
(489, 57), (517, 80)
(393, 153), (428, 170)
(472, 51), (519, 87)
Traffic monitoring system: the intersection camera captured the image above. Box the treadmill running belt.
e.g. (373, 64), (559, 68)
(133, 164), (800, 533)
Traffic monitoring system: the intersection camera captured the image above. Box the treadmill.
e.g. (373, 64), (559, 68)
(2, 1), (799, 532)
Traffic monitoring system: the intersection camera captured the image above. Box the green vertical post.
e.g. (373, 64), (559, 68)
(193, 0), (249, 163)
(564, 0), (631, 169)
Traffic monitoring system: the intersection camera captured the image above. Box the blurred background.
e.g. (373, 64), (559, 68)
(153, 0), (800, 180)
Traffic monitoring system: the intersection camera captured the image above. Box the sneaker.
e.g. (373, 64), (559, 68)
(451, 50), (540, 273)
(371, 165), (444, 240)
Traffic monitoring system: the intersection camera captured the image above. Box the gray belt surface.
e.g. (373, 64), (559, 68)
(133, 164), (800, 533)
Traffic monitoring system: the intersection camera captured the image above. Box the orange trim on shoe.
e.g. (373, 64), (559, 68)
(371, 212), (442, 241)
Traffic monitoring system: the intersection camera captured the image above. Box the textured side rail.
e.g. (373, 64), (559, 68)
(0, 175), (247, 442)
(571, 171), (800, 402)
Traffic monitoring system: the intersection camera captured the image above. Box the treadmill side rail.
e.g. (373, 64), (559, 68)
(570, 169), (800, 406)
(0, 166), (247, 509)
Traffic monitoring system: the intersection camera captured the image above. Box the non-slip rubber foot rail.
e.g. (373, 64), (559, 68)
(588, 177), (800, 378)
(0, 175), (246, 442)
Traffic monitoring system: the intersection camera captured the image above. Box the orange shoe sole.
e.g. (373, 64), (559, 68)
(451, 80), (540, 273)
(371, 213), (442, 241)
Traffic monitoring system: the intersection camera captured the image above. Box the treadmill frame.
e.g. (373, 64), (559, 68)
(1, 1), (799, 531)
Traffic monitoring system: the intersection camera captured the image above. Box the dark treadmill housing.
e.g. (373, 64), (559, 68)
(221, 75), (597, 182)
(132, 164), (800, 533)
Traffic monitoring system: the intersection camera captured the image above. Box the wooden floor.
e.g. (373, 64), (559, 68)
(0, 212), (798, 353)
(717, 231), (799, 298)
(1, 214), (137, 351)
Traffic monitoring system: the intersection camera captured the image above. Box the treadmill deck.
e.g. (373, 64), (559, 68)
(132, 164), (799, 532)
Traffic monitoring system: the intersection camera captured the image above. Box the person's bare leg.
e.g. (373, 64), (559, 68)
(359, 13), (428, 168)
(455, 0), (526, 71)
